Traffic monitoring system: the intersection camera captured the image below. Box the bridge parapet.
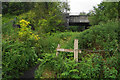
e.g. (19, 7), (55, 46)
(69, 15), (89, 23)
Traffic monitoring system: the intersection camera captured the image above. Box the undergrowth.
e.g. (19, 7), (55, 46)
(35, 20), (119, 79)
(2, 14), (119, 79)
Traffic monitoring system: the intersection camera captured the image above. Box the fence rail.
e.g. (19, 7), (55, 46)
(56, 48), (82, 53)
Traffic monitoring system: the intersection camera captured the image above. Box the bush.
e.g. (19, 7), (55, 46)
(2, 39), (38, 79)
(2, 15), (17, 36)
(2, 18), (40, 79)
(68, 26), (86, 32)
(35, 53), (78, 78)
(35, 52), (119, 78)
(37, 32), (79, 53)
(66, 20), (118, 54)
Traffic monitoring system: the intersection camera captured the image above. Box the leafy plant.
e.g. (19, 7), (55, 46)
(18, 19), (40, 41)
(2, 31), (39, 79)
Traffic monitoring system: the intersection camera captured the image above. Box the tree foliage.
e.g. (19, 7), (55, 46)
(3, 2), (70, 33)
(33, 2), (70, 33)
(79, 11), (87, 15)
(88, 2), (119, 25)
(2, 2), (34, 15)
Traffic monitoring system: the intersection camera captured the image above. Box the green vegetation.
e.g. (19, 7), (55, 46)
(88, 2), (119, 25)
(68, 26), (84, 32)
(2, 1), (119, 79)
(35, 20), (119, 78)
(67, 21), (118, 50)
(2, 19), (40, 79)
(2, 2), (70, 79)
(35, 52), (119, 78)
(2, 38), (38, 78)
(2, 2), (34, 15)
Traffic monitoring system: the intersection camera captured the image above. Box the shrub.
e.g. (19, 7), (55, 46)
(68, 26), (86, 32)
(37, 32), (79, 53)
(2, 15), (17, 36)
(18, 19), (40, 41)
(66, 20), (118, 55)
(2, 19), (40, 79)
(35, 52), (118, 78)
(2, 39), (38, 79)
(35, 53), (78, 78)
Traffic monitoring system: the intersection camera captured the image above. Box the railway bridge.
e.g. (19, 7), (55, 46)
(65, 14), (90, 31)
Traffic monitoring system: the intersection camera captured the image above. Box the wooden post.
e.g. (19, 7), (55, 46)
(74, 39), (78, 62)
(56, 44), (61, 56)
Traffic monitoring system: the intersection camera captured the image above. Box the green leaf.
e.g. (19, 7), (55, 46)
(61, 72), (69, 76)
(69, 69), (79, 73)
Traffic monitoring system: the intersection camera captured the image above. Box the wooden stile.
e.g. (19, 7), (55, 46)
(56, 39), (80, 62)
(56, 39), (107, 62)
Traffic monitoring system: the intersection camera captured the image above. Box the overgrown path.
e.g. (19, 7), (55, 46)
(20, 63), (40, 79)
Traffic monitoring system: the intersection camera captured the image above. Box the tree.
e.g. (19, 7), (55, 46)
(33, 2), (70, 33)
(2, 2), (70, 33)
(88, 2), (119, 25)
(2, 2), (34, 15)
(79, 12), (86, 15)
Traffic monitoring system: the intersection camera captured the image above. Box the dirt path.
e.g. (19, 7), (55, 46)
(20, 63), (40, 79)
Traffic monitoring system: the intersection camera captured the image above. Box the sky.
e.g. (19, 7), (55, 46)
(68, 0), (103, 15)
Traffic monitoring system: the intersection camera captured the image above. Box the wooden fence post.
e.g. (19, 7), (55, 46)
(56, 44), (61, 56)
(74, 39), (78, 62)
